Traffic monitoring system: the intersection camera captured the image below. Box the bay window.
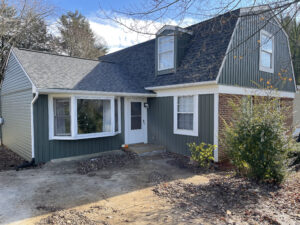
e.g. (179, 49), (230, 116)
(49, 95), (121, 140)
(173, 95), (198, 136)
(260, 30), (274, 73)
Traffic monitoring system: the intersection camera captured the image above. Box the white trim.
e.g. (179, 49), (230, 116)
(219, 85), (295, 98)
(152, 84), (295, 98)
(173, 95), (198, 136)
(259, 30), (275, 73)
(31, 92), (39, 158)
(48, 94), (121, 140)
(213, 93), (219, 162)
(115, 97), (121, 133)
(156, 25), (193, 35)
(11, 50), (37, 93)
(38, 88), (156, 97)
(216, 18), (241, 83)
(145, 80), (217, 91)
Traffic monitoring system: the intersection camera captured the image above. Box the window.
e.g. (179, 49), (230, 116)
(174, 95), (198, 136)
(131, 102), (142, 130)
(260, 30), (274, 73)
(53, 98), (71, 136)
(158, 35), (174, 71)
(77, 99), (111, 134)
(49, 96), (121, 140)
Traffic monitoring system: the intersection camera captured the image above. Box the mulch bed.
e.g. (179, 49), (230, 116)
(0, 146), (25, 171)
(153, 172), (300, 225)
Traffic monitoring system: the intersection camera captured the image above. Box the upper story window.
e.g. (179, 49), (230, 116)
(158, 35), (174, 71)
(260, 30), (274, 73)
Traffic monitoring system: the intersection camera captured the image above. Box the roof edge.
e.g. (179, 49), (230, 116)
(37, 88), (156, 97)
(145, 80), (217, 91)
(11, 48), (37, 92)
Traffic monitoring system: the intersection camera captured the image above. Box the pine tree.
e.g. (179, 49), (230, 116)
(57, 10), (107, 59)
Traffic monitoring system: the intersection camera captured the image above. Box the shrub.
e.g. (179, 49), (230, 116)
(221, 95), (296, 183)
(188, 142), (215, 168)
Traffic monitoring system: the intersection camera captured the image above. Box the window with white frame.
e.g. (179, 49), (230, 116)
(50, 96), (121, 140)
(53, 98), (71, 136)
(174, 95), (198, 136)
(260, 30), (274, 73)
(158, 35), (175, 71)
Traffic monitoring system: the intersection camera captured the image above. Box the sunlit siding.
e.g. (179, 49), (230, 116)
(1, 52), (33, 161)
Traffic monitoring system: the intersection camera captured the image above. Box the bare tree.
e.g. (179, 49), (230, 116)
(0, 0), (55, 79)
(99, 0), (300, 35)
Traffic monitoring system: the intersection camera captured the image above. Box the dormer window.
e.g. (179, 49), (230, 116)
(158, 35), (175, 71)
(259, 30), (274, 73)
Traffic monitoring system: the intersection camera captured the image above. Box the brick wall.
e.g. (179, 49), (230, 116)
(218, 94), (294, 162)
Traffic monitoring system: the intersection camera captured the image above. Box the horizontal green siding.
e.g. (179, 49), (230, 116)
(218, 14), (295, 92)
(148, 95), (214, 156)
(34, 95), (125, 163)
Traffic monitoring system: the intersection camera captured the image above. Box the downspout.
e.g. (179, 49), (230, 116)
(31, 92), (39, 161)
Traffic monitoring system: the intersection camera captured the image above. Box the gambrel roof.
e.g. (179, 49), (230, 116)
(12, 10), (240, 93)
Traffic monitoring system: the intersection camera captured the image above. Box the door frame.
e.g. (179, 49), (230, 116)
(124, 97), (148, 144)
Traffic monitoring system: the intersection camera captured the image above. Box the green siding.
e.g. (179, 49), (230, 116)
(34, 95), (125, 163)
(148, 94), (214, 156)
(218, 14), (296, 92)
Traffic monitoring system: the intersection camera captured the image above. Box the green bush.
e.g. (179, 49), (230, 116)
(188, 142), (215, 168)
(221, 95), (296, 184)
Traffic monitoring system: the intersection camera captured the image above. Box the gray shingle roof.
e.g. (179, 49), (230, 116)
(12, 9), (239, 94)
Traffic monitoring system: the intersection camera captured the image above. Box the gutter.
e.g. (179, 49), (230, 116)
(145, 80), (217, 91)
(31, 91), (39, 160)
(36, 88), (156, 97)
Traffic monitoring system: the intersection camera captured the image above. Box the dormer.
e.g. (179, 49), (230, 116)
(155, 25), (193, 75)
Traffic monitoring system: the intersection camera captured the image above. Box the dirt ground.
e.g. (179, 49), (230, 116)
(0, 147), (25, 171)
(0, 151), (299, 225)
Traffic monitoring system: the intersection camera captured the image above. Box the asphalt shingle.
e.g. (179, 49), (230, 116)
(12, 10), (239, 93)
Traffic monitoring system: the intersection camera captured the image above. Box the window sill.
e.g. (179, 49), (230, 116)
(259, 66), (274, 74)
(174, 129), (198, 136)
(49, 131), (121, 140)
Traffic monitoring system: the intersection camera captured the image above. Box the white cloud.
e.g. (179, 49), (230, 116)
(48, 12), (198, 54)
(88, 13), (198, 53)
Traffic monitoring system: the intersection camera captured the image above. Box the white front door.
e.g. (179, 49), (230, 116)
(125, 97), (147, 144)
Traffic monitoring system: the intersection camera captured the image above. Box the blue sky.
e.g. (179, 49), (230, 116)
(49, 0), (139, 17)
(47, 0), (299, 53)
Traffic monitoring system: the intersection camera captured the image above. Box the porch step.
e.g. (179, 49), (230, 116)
(127, 144), (166, 156)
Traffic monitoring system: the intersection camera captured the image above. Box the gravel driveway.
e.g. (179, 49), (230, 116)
(0, 152), (197, 225)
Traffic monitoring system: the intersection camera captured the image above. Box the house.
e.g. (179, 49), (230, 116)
(293, 86), (300, 138)
(0, 6), (296, 164)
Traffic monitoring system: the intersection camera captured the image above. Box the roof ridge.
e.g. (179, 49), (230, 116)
(15, 48), (101, 62)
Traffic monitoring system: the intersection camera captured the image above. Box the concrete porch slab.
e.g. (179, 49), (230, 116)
(127, 144), (166, 156)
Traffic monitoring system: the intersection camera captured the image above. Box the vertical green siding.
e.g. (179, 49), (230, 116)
(1, 53), (33, 161)
(218, 14), (295, 92)
(34, 95), (125, 163)
(148, 94), (214, 156)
